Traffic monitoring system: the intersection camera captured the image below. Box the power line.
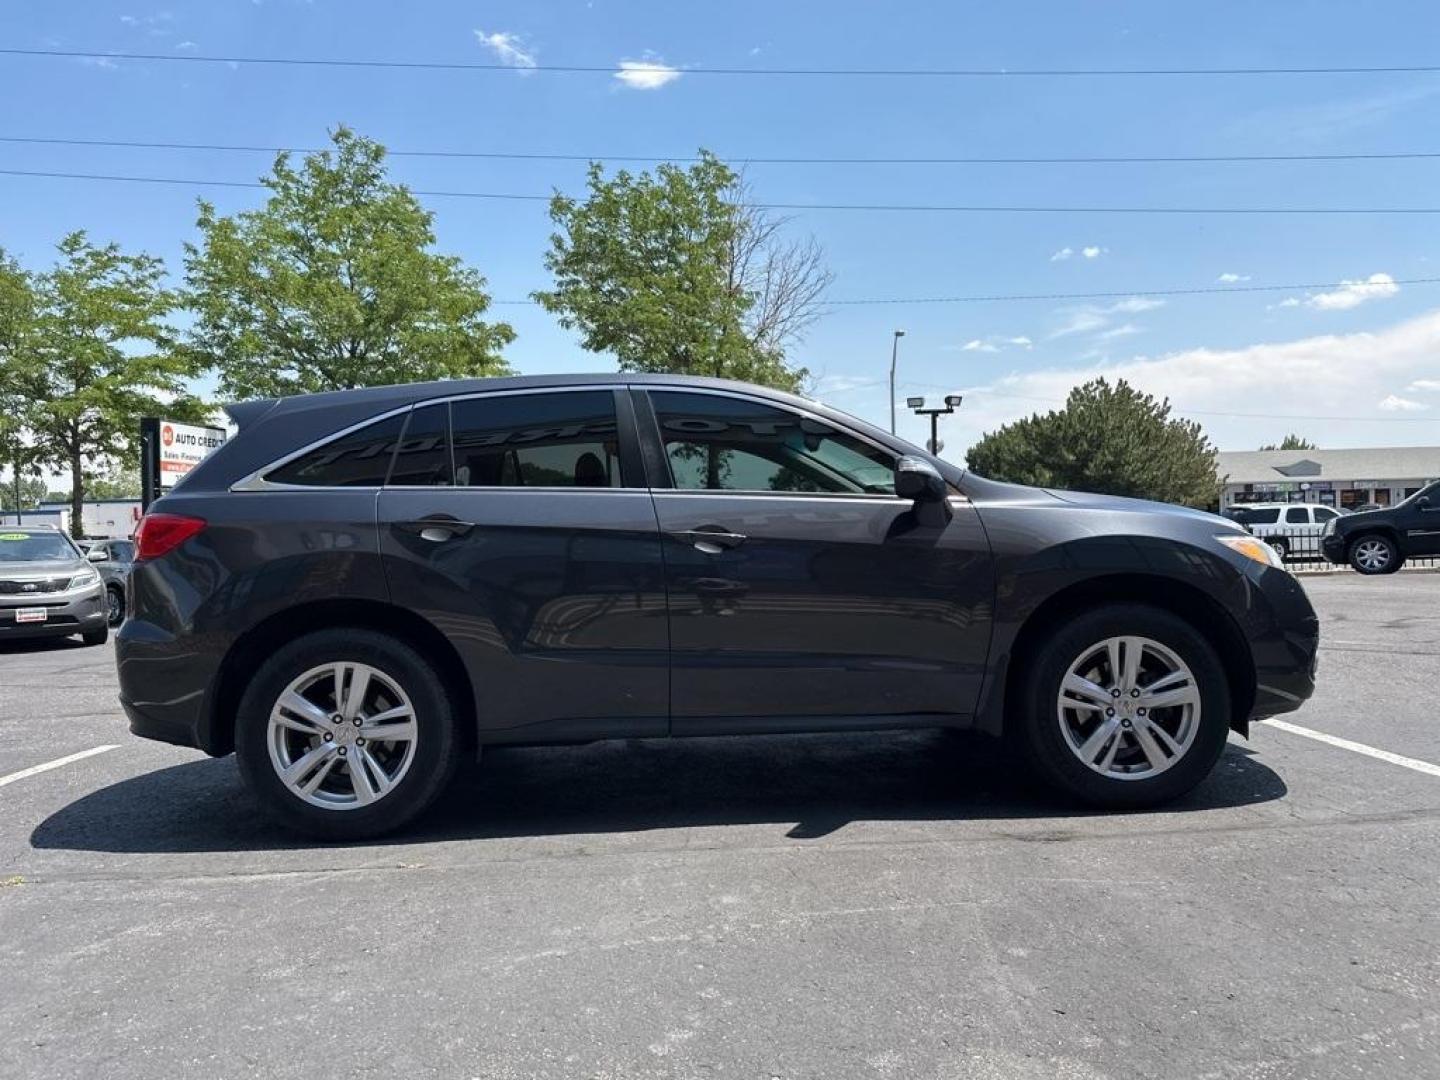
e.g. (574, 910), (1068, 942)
(6, 134), (1440, 166)
(4, 47), (1439, 78)
(5, 167), (1440, 215)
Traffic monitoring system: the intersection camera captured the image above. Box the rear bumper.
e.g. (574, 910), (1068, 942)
(116, 618), (225, 755)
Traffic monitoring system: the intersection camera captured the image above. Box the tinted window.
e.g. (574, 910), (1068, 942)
(1285, 507), (1308, 524)
(267, 413), (406, 487)
(389, 403), (453, 487)
(1240, 508), (1280, 524)
(450, 392), (621, 488)
(651, 391), (895, 494)
(1314, 507), (1339, 522)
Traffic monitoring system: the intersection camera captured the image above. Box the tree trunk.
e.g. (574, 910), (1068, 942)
(70, 448), (85, 540)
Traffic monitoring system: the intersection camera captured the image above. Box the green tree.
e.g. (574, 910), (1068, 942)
(0, 249), (39, 523)
(0, 476), (48, 512)
(966, 378), (1220, 507)
(185, 126), (514, 400)
(536, 151), (831, 393)
(86, 467), (143, 500)
(9, 233), (207, 538)
(1259, 434), (1318, 451)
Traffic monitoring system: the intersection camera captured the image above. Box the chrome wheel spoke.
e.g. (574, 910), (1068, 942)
(1062, 673), (1112, 708)
(362, 716), (417, 744)
(1140, 684), (1198, 710)
(275, 690), (333, 735)
(281, 742), (336, 787)
(298, 752), (341, 795)
(340, 665), (372, 722)
(1131, 719), (1170, 771)
(1076, 717), (1122, 765)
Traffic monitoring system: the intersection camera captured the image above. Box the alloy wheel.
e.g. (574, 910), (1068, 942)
(266, 661), (419, 810)
(1056, 635), (1201, 781)
(1352, 538), (1391, 572)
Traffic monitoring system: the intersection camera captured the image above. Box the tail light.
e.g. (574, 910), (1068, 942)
(134, 513), (207, 561)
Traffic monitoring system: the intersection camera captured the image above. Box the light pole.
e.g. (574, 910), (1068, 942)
(888, 330), (906, 433)
(906, 394), (964, 455)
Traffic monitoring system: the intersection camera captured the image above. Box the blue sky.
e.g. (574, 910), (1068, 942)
(2, 0), (1440, 457)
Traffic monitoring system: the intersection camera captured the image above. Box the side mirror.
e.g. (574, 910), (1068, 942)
(87, 548), (106, 563)
(894, 456), (947, 503)
(1418, 496), (1433, 510)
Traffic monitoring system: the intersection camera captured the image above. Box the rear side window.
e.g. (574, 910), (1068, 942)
(389, 403), (453, 487)
(266, 413), (406, 487)
(1284, 507), (1308, 524)
(450, 391), (621, 487)
(1241, 508), (1280, 524)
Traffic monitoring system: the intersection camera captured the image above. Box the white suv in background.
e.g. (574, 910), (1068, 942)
(1227, 503), (1344, 561)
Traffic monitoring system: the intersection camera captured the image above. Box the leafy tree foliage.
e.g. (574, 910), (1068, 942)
(6, 233), (207, 537)
(185, 127), (514, 400)
(0, 476), (48, 512)
(966, 378), (1220, 507)
(1259, 434), (1319, 451)
(536, 151), (830, 393)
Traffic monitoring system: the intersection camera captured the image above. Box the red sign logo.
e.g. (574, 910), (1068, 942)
(161, 424), (175, 447)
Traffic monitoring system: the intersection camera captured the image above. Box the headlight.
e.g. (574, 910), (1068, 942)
(67, 569), (100, 590)
(1216, 533), (1285, 569)
(1323, 518), (1337, 536)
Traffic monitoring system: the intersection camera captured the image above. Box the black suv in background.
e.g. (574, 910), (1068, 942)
(1321, 481), (1440, 573)
(117, 375), (1320, 838)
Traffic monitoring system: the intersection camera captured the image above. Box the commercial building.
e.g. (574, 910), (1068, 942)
(1216, 446), (1440, 510)
(3, 498), (142, 538)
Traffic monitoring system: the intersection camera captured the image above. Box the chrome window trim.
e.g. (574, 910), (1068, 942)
(230, 384), (635, 493)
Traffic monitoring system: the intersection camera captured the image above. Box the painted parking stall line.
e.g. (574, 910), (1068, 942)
(0, 745), (120, 789)
(1262, 719), (1440, 779)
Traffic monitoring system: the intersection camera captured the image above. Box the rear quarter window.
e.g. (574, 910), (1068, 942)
(265, 412), (407, 487)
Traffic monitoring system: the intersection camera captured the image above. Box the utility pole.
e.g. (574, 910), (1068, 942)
(888, 329), (905, 433)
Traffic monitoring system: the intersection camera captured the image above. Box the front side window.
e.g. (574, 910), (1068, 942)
(266, 412), (407, 488)
(389, 403), (452, 487)
(650, 391), (895, 494)
(1314, 508), (1339, 522)
(450, 391), (621, 488)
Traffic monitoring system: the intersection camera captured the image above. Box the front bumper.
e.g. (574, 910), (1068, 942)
(0, 583), (107, 640)
(1246, 566), (1320, 719)
(1321, 534), (1347, 564)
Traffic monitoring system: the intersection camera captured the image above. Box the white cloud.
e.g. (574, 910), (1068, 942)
(961, 339), (998, 353)
(1109, 297), (1164, 314)
(1049, 297), (1163, 339)
(175, 40), (197, 49)
(1305, 273), (1399, 311)
(615, 57), (681, 90)
(1378, 394), (1428, 412)
(1276, 297), (1301, 308)
(1081, 246), (1106, 259)
(1407, 378), (1440, 392)
(952, 306), (1440, 458)
(1097, 323), (1142, 341)
(1005, 336), (1033, 348)
(1217, 272), (1251, 283)
(475, 29), (537, 71)
(1050, 247), (1074, 262)
(1053, 245), (1105, 261)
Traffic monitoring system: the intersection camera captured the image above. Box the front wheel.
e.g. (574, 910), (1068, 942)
(106, 585), (124, 626)
(1350, 535), (1401, 575)
(1013, 604), (1231, 809)
(80, 624), (109, 647)
(235, 629), (459, 840)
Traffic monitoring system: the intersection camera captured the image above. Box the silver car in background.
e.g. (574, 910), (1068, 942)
(0, 527), (110, 646)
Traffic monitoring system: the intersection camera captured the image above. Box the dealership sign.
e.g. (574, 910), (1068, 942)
(157, 419), (227, 489)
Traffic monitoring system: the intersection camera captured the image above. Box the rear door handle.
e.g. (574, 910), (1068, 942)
(396, 516), (476, 541)
(670, 527), (747, 553)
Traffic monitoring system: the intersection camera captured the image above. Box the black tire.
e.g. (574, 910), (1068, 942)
(235, 628), (459, 840)
(1011, 603), (1231, 810)
(106, 585), (125, 627)
(1349, 534), (1401, 576)
(1267, 537), (1288, 561)
(80, 624), (109, 647)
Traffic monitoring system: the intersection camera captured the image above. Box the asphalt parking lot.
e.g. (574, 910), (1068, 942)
(2, 573), (1438, 1080)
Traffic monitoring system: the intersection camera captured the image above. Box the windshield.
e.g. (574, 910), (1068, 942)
(0, 531), (80, 563)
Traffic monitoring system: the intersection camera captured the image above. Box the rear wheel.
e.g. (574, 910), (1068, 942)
(235, 629), (459, 840)
(1349, 534), (1400, 575)
(1013, 604), (1231, 809)
(1267, 537), (1289, 561)
(105, 585), (124, 626)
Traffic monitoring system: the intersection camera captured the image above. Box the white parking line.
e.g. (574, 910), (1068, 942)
(0, 745), (120, 789)
(1263, 719), (1440, 779)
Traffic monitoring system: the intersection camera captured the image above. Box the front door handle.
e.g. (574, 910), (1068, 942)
(670, 527), (747, 553)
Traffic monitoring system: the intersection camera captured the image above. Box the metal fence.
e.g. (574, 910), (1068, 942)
(1262, 531), (1440, 574)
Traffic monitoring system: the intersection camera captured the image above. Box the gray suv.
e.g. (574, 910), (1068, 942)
(79, 538), (136, 626)
(0, 526), (109, 646)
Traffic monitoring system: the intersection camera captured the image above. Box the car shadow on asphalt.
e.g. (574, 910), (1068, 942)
(30, 730), (1287, 854)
